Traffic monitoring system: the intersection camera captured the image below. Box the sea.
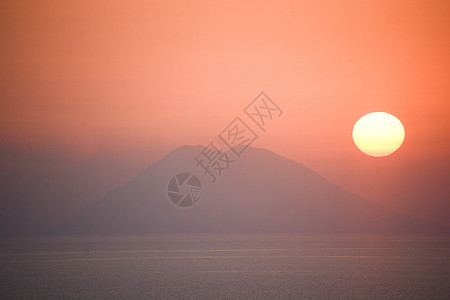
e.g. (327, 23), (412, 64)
(1, 234), (449, 299)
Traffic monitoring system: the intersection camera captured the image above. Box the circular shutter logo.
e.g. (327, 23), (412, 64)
(167, 173), (202, 208)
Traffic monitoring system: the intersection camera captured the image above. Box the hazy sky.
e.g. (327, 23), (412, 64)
(0, 0), (449, 230)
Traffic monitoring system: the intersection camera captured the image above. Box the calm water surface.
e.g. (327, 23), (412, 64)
(1, 234), (449, 299)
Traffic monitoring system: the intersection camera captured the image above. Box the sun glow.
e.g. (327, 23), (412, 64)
(352, 112), (405, 157)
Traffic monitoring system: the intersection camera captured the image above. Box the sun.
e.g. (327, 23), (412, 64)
(352, 112), (405, 157)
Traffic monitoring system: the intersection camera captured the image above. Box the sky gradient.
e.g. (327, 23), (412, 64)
(0, 0), (449, 232)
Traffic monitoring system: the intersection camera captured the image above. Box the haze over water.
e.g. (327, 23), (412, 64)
(1, 234), (449, 299)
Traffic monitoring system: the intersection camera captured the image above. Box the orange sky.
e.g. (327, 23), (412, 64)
(0, 0), (449, 226)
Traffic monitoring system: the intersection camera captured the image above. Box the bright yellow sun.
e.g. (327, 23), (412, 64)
(352, 112), (405, 157)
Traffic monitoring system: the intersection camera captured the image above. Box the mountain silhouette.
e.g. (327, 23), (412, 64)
(54, 145), (444, 234)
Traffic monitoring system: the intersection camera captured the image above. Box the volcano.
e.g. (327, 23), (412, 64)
(54, 145), (443, 234)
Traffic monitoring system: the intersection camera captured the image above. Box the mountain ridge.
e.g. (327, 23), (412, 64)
(52, 145), (446, 234)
